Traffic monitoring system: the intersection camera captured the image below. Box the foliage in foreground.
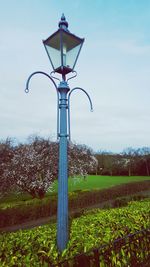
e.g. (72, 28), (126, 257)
(0, 200), (149, 266)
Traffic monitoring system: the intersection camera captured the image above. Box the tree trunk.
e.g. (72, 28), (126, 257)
(145, 159), (150, 176)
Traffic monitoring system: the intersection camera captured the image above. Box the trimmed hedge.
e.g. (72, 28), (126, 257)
(69, 180), (150, 209)
(0, 180), (149, 229)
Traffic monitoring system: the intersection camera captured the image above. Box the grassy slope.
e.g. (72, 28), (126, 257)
(52, 175), (150, 192)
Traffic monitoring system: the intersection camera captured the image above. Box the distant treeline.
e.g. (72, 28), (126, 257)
(95, 147), (150, 176)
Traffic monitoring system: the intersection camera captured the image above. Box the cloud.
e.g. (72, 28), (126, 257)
(116, 40), (150, 55)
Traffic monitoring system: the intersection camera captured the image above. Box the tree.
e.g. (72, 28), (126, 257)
(8, 139), (58, 198)
(136, 147), (150, 176)
(68, 143), (98, 177)
(122, 147), (136, 176)
(0, 138), (15, 197)
(95, 151), (106, 175)
(2, 137), (97, 198)
(95, 151), (121, 176)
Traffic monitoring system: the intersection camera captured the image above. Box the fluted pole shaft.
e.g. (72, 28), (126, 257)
(57, 81), (70, 251)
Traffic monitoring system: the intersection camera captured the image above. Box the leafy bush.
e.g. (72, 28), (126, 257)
(112, 197), (128, 208)
(0, 200), (149, 266)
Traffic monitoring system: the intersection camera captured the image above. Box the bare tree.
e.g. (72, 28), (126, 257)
(137, 147), (150, 176)
(122, 147), (136, 176)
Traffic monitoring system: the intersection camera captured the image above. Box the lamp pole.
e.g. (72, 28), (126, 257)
(57, 79), (70, 250)
(25, 15), (93, 252)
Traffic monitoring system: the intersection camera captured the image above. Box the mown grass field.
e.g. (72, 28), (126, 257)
(1, 175), (150, 205)
(52, 175), (150, 193)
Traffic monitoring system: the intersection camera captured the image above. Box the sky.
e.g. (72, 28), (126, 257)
(0, 0), (150, 152)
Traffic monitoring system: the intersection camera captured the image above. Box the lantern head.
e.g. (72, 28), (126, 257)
(43, 14), (84, 75)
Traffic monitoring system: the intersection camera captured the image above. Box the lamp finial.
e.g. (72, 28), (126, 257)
(58, 14), (69, 31)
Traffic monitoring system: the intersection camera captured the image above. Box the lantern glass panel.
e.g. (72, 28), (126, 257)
(61, 31), (82, 70)
(44, 32), (61, 70)
(45, 45), (61, 69)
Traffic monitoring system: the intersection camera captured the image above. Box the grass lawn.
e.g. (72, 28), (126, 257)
(1, 176), (149, 205)
(51, 175), (150, 192)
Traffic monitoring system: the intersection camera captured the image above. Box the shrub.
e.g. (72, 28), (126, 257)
(0, 180), (149, 228)
(0, 200), (149, 266)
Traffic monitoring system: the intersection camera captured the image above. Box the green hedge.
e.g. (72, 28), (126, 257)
(0, 180), (149, 229)
(69, 180), (150, 209)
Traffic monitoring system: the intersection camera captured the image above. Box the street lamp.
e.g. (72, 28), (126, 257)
(25, 14), (93, 252)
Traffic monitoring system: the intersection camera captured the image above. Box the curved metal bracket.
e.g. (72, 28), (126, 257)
(68, 87), (93, 140)
(25, 71), (58, 92)
(25, 71), (60, 140)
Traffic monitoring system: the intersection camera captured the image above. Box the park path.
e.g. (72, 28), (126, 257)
(0, 201), (111, 233)
(0, 215), (54, 232)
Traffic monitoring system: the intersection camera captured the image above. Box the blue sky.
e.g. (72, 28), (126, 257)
(0, 1), (150, 152)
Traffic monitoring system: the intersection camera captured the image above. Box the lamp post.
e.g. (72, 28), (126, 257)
(25, 14), (93, 252)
